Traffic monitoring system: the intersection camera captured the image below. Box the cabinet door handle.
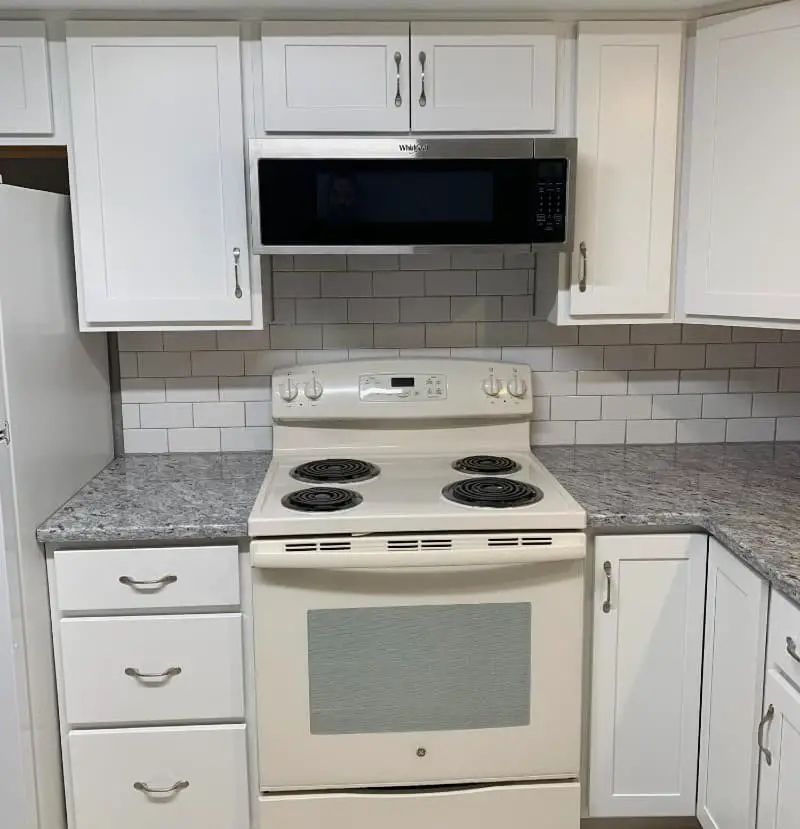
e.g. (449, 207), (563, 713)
(394, 51), (403, 107)
(787, 637), (800, 664)
(602, 560), (612, 613)
(418, 51), (427, 107)
(125, 666), (182, 681)
(233, 247), (243, 299)
(578, 242), (588, 293)
(134, 780), (189, 795)
(118, 574), (177, 590)
(758, 703), (774, 766)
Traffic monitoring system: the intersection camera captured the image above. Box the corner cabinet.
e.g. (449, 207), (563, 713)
(697, 539), (768, 829)
(589, 534), (706, 818)
(0, 21), (53, 134)
(682, 0), (800, 326)
(67, 22), (261, 331)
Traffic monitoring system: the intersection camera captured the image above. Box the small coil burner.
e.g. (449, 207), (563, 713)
(290, 459), (380, 484)
(281, 488), (363, 513)
(452, 455), (521, 475)
(442, 477), (543, 509)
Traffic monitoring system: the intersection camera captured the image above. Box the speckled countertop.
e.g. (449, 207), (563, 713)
(37, 444), (800, 604)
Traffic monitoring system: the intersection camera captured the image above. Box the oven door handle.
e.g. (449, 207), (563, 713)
(251, 538), (585, 569)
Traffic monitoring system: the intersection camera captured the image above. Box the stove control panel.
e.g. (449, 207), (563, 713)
(359, 373), (447, 402)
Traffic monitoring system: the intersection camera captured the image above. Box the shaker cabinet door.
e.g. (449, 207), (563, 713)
(697, 539), (768, 829)
(683, 1), (800, 323)
(409, 23), (557, 132)
(0, 22), (52, 134)
(589, 534), (706, 818)
(262, 22), (411, 133)
(66, 22), (253, 329)
(569, 22), (682, 319)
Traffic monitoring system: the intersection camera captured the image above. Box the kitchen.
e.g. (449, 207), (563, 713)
(1, 1), (799, 829)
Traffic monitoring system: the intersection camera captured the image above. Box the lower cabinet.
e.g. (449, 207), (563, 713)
(697, 539), (769, 829)
(757, 670), (800, 829)
(589, 534), (706, 817)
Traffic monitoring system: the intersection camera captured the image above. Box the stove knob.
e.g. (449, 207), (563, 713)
(507, 372), (528, 399)
(278, 378), (298, 402)
(305, 376), (323, 400)
(482, 372), (501, 397)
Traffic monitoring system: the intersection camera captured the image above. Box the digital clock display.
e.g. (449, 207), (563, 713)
(390, 377), (415, 388)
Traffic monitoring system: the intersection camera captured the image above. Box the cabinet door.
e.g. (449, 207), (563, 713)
(683, 2), (800, 322)
(697, 539), (769, 829)
(67, 22), (252, 328)
(410, 23), (556, 132)
(570, 23), (682, 318)
(262, 22), (410, 133)
(757, 670), (800, 829)
(0, 22), (52, 134)
(590, 534), (706, 817)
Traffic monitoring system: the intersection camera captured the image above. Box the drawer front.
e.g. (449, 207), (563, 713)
(768, 590), (800, 687)
(70, 724), (249, 829)
(258, 782), (579, 829)
(53, 545), (240, 614)
(60, 614), (244, 726)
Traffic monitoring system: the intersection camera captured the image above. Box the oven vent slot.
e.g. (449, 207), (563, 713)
(387, 538), (453, 551)
(488, 536), (554, 548)
(284, 540), (353, 552)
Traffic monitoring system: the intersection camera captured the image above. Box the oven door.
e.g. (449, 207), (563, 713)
(251, 533), (584, 791)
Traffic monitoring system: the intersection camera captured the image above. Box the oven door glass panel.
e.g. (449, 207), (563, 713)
(258, 158), (536, 246)
(307, 603), (531, 735)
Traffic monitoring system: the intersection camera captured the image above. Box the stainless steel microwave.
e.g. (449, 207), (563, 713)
(248, 137), (576, 255)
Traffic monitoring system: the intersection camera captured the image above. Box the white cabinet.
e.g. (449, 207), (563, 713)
(589, 534), (706, 817)
(67, 22), (258, 330)
(697, 539), (769, 829)
(0, 22), (52, 134)
(261, 22), (557, 133)
(756, 670), (800, 829)
(683, 1), (800, 324)
(409, 23), (557, 132)
(262, 22), (411, 133)
(567, 23), (682, 321)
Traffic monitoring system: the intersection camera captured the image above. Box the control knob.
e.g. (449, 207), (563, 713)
(278, 378), (298, 402)
(507, 371), (528, 399)
(305, 375), (323, 400)
(482, 372), (501, 397)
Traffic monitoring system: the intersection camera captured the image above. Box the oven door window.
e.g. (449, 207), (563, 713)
(307, 603), (531, 735)
(258, 158), (535, 246)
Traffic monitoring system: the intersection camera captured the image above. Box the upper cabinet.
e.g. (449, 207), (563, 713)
(408, 23), (556, 132)
(0, 21), (53, 134)
(67, 22), (259, 331)
(261, 22), (557, 134)
(562, 22), (683, 322)
(262, 22), (411, 133)
(682, 1), (800, 325)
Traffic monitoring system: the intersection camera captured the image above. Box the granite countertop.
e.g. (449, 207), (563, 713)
(37, 443), (800, 604)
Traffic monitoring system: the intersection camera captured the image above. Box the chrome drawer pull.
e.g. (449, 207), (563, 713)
(787, 637), (800, 664)
(758, 704), (774, 766)
(118, 574), (177, 590)
(125, 666), (182, 680)
(602, 560), (612, 613)
(134, 780), (189, 795)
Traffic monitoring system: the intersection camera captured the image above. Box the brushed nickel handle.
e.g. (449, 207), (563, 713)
(125, 666), (182, 680)
(787, 636), (800, 664)
(134, 780), (189, 795)
(233, 247), (243, 299)
(758, 704), (774, 765)
(119, 574), (177, 590)
(418, 51), (427, 107)
(394, 51), (402, 107)
(602, 560), (612, 613)
(579, 242), (588, 293)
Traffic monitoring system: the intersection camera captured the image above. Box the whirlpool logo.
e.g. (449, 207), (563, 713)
(399, 143), (429, 152)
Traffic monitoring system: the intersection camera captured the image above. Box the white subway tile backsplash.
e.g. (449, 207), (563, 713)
(347, 254), (399, 272)
(630, 324), (682, 344)
(626, 419), (676, 444)
(702, 393), (752, 419)
(757, 342), (800, 367)
(274, 271), (320, 298)
(220, 376), (271, 402)
(426, 323), (476, 348)
(477, 322), (527, 347)
(553, 346), (604, 371)
(321, 272), (372, 297)
(682, 325), (731, 343)
(705, 343), (756, 369)
(374, 324), (426, 349)
(533, 396), (550, 421)
(217, 330), (270, 350)
(782, 329), (800, 341)
(679, 370), (729, 394)
(124, 428), (168, 453)
(296, 298), (348, 324)
(725, 418), (775, 442)
(655, 344), (706, 370)
(776, 417), (800, 440)
(121, 404), (140, 429)
(579, 325), (630, 346)
(752, 393), (800, 417)
(501, 347), (553, 371)
(425, 270), (476, 296)
(730, 368), (779, 393)
(244, 349), (296, 375)
(193, 402), (245, 428)
(577, 371), (628, 396)
(349, 349), (400, 360)
(602, 395), (652, 420)
(504, 249), (535, 269)
(269, 325), (322, 350)
(295, 254), (346, 272)
(245, 401), (273, 427)
(451, 296), (502, 322)
(452, 347), (502, 361)
(779, 368), (800, 391)
(167, 428), (221, 453)
(400, 297), (451, 323)
(191, 350), (243, 377)
(652, 394), (702, 420)
(373, 271), (424, 297)
(532, 371), (577, 396)
(501, 295), (534, 321)
(121, 378), (166, 404)
(478, 269), (529, 295)
(118, 352), (139, 378)
(166, 377), (219, 403)
(677, 419), (726, 443)
(164, 332), (216, 352)
(322, 324), (373, 348)
(531, 420), (575, 445)
(452, 249), (504, 269)
(139, 403), (193, 429)
(732, 327), (781, 342)
(138, 352), (190, 378)
(221, 427), (273, 451)
(628, 370), (679, 395)
(348, 298), (399, 323)
(295, 350), (349, 365)
(400, 251), (450, 270)
(576, 420), (626, 444)
(551, 395), (601, 421)
(528, 322), (578, 346)
(604, 345), (655, 370)
(118, 332), (163, 352)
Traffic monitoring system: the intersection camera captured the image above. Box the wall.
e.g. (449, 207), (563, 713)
(119, 252), (800, 452)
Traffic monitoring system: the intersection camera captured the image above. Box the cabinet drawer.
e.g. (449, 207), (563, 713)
(53, 545), (240, 613)
(69, 724), (249, 829)
(60, 614), (244, 726)
(768, 590), (800, 688)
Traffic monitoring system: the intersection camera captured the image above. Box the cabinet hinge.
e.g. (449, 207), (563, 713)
(0, 420), (9, 446)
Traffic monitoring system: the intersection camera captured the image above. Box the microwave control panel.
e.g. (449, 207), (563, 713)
(532, 158), (568, 243)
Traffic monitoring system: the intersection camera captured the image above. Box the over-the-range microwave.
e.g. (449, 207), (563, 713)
(248, 136), (576, 255)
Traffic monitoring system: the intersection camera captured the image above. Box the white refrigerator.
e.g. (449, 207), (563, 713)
(0, 183), (113, 829)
